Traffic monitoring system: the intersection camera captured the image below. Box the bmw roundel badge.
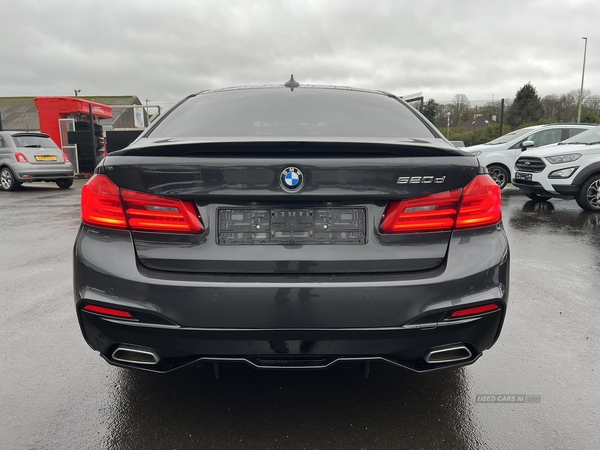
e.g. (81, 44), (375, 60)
(280, 167), (304, 192)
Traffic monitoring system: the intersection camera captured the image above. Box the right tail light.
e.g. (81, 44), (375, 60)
(380, 175), (502, 233)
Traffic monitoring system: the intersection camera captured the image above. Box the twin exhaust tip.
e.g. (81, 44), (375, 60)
(425, 346), (472, 364)
(112, 347), (160, 365)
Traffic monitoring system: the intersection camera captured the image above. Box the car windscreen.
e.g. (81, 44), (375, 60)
(560, 126), (600, 144)
(486, 128), (534, 145)
(147, 88), (437, 139)
(12, 135), (59, 148)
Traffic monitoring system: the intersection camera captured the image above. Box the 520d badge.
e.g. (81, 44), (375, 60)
(397, 176), (446, 184)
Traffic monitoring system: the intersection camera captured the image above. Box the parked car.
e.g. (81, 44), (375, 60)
(465, 124), (594, 189)
(74, 82), (509, 374)
(513, 125), (600, 210)
(449, 140), (465, 148)
(0, 132), (75, 190)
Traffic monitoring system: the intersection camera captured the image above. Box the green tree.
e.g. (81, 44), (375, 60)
(507, 83), (544, 127)
(422, 98), (440, 123)
(580, 112), (600, 124)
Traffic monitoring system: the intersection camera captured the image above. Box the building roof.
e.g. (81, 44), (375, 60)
(0, 96), (142, 131)
(0, 97), (39, 131)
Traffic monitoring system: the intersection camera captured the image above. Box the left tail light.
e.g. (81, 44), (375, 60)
(81, 174), (203, 233)
(15, 152), (28, 163)
(121, 189), (203, 233)
(380, 175), (502, 233)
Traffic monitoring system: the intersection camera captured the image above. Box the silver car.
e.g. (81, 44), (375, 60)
(0, 132), (75, 190)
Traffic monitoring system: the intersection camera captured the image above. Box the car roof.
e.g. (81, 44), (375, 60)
(534, 123), (595, 128)
(191, 84), (397, 98)
(3, 131), (51, 138)
(502, 123), (595, 138)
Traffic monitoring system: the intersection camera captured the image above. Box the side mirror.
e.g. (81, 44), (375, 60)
(521, 140), (535, 151)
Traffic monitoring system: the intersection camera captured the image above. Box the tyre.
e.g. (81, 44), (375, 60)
(487, 165), (509, 189)
(0, 167), (21, 191)
(526, 193), (551, 202)
(56, 179), (74, 189)
(576, 174), (600, 211)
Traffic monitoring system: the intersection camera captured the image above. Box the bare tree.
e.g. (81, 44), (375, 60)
(451, 94), (471, 126)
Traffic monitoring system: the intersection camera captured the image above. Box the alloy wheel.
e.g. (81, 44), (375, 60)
(487, 166), (508, 189)
(586, 179), (600, 208)
(1, 168), (13, 190)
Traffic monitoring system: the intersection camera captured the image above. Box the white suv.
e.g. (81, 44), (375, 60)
(513, 125), (600, 211)
(465, 124), (594, 189)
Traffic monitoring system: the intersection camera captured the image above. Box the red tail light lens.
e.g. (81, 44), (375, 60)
(380, 190), (461, 233)
(15, 152), (28, 163)
(83, 304), (133, 318)
(82, 175), (127, 229)
(81, 174), (203, 233)
(63, 152), (71, 163)
(455, 175), (502, 229)
(121, 189), (203, 233)
(450, 303), (499, 318)
(380, 175), (502, 233)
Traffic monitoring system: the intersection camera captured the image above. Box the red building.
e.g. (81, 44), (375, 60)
(34, 96), (113, 149)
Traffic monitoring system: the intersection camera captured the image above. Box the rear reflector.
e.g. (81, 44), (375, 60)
(380, 175), (502, 233)
(450, 303), (499, 318)
(83, 304), (133, 318)
(15, 152), (28, 163)
(81, 174), (203, 233)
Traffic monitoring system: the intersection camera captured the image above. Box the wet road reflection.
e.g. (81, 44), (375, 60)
(105, 365), (480, 449)
(509, 199), (600, 234)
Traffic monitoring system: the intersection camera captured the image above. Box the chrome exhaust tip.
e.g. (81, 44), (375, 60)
(112, 346), (160, 365)
(425, 346), (472, 364)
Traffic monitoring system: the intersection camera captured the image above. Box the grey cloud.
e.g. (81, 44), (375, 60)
(1, 0), (597, 107)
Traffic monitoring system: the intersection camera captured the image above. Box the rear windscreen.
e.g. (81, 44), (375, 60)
(13, 135), (58, 148)
(148, 88), (437, 139)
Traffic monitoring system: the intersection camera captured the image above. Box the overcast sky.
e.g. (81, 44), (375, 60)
(2, 0), (598, 108)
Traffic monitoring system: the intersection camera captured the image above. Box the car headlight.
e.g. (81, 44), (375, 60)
(548, 167), (578, 179)
(470, 151), (482, 157)
(545, 153), (581, 164)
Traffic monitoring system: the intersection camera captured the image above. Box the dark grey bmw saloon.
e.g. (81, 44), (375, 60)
(74, 81), (509, 374)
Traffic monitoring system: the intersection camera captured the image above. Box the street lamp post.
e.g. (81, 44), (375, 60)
(447, 112), (451, 138)
(577, 37), (588, 123)
(145, 98), (151, 127)
(74, 89), (81, 97)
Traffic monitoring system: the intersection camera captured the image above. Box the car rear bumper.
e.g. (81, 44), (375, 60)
(74, 224), (510, 373)
(15, 164), (75, 182)
(85, 312), (499, 373)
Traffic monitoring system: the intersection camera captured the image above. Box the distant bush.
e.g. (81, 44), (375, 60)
(446, 124), (512, 146)
(580, 112), (600, 124)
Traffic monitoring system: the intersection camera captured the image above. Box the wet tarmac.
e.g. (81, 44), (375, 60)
(1, 181), (599, 449)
